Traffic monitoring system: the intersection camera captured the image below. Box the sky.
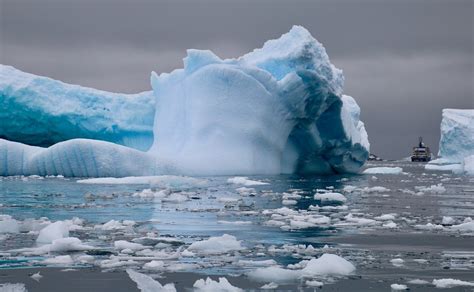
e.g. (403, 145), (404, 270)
(1, 0), (473, 159)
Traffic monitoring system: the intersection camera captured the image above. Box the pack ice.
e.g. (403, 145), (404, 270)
(427, 109), (474, 175)
(0, 25), (369, 177)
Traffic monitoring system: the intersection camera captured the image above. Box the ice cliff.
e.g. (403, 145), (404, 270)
(426, 109), (474, 175)
(0, 65), (155, 151)
(0, 25), (369, 177)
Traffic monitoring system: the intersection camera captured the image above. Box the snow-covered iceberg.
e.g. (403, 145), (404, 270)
(427, 109), (474, 175)
(0, 65), (155, 151)
(0, 25), (369, 177)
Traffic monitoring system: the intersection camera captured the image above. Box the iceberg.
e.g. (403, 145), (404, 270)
(427, 109), (474, 175)
(0, 65), (155, 151)
(0, 25), (369, 177)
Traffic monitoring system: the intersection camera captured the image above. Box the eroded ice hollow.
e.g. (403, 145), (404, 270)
(0, 26), (369, 177)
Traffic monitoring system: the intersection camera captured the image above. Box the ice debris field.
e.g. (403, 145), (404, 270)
(0, 26), (369, 177)
(0, 161), (474, 291)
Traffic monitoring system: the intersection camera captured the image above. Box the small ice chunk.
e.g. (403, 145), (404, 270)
(42, 255), (74, 265)
(30, 272), (43, 282)
(407, 279), (429, 285)
(415, 184), (446, 194)
(451, 221), (474, 232)
(390, 283), (408, 290)
(301, 253), (355, 276)
(375, 214), (396, 221)
(306, 280), (324, 287)
(37, 221), (69, 244)
(432, 278), (474, 288)
(260, 282), (278, 289)
(193, 277), (242, 292)
(114, 240), (146, 251)
(390, 258), (404, 266)
(363, 167), (403, 174)
(442, 216), (455, 225)
(143, 260), (165, 271)
(227, 177), (269, 186)
(0, 283), (28, 292)
(0, 215), (20, 233)
(314, 192), (347, 203)
(126, 269), (176, 292)
(187, 234), (244, 254)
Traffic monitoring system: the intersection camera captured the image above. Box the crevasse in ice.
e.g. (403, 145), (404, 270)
(0, 25), (369, 177)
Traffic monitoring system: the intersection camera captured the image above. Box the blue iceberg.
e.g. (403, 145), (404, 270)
(0, 65), (155, 151)
(0, 26), (369, 177)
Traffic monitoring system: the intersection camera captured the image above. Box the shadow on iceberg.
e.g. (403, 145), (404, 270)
(0, 25), (369, 177)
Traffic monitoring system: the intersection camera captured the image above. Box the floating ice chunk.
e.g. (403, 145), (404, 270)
(0, 215), (20, 233)
(282, 199), (297, 205)
(432, 278), (474, 288)
(363, 167), (403, 174)
(114, 240), (147, 251)
(49, 237), (94, 252)
(143, 260), (165, 271)
(390, 258), (404, 267)
(442, 216), (455, 225)
(361, 186), (390, 193)
(415, 184), (446, 194)
(126, 269), (177, 292)
(451, 221), (474, 232)
(218, 220), (252, 225)
(305, 280), (324, 287)
(301, 254), (355, 277)
(193, 277), (242, 292)
(42, 255), (74, 265)
(0, 283), (28, 292)
(96, 220), (130, 230)
(314, 192), (347, 203)
(260, 282), (278, 289)
(375, 214), (396, 221)
(227, 177), (269, 186)
(407, 279), (429, 285)
(390, 283), (408, 290)
(30, 272), (42, 282)
(414, 223), (444, 231)
(437, 109), (474, 163)
(36, 221), (69, 244)
(463, 155), (474, 175)
(187, 234), (244, 254)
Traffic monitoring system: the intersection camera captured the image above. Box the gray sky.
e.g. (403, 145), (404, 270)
(1, 0), (473, 159)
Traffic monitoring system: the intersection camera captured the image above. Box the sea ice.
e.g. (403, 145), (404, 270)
(193, 277), (242, 292)
(36, 221), (69, 244)
(126, 269), (177, 292)
(187, 234), (245, 254)
(432, 278), (474, 288)
(362, 167), (403, 174)
(301, 253), (356, 277)
(313, 192), (347, 203)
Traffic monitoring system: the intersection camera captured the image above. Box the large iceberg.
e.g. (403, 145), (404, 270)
(0, 65), (155, 151)
(0, 25), (369, 177)
(426, 109), (474, 175)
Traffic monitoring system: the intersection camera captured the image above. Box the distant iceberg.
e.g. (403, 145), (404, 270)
(0, 25), (369, 177)
(427, 109), (474, 175)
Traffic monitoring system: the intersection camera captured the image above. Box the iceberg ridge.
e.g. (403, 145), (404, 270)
(0, 25), (369, 177)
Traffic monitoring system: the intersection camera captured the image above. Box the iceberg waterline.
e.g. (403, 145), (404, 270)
(0, 25), (369, 177)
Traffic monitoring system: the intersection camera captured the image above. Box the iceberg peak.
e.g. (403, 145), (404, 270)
(1, 25), (369, 177)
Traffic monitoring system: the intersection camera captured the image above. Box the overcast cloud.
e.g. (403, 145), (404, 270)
(1, 0), (473, 159)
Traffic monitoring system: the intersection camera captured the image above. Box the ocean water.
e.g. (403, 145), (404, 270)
(0, 161), (473, 289)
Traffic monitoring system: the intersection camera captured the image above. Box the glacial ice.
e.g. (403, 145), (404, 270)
(427, 109), (474, 175)
(0, 65), (155, 151)
(0, 25), (369, 177)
